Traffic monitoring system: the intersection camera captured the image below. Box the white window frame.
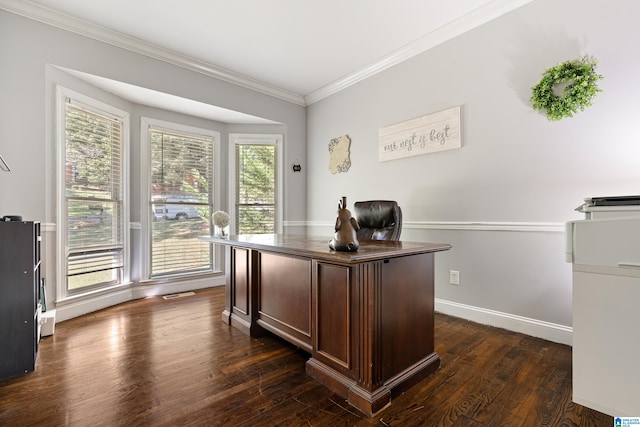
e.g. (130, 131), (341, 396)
(229, 133), (283, 235)
(140, 117), (221, 280)
(55, 86), (130, 301)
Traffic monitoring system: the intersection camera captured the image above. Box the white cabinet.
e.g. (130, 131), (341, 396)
(568, 212), (640, 417)
(572, 266), (640, 416)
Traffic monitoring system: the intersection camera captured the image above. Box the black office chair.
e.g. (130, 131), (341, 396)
(353, 200), (402, 241)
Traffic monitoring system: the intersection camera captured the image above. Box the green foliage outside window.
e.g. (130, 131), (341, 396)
(236, 144), (276, 234)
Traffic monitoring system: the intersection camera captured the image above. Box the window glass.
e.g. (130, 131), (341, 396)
(64, 102), (124, 292)
(235, 144), (277, 234)
(149, 128), (214, 277)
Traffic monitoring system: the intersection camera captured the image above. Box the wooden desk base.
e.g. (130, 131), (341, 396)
(208, 234), (450, 416)
(306, 352), (440, 415)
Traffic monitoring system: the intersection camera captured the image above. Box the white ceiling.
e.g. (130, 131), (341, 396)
(2, 0), (532, 121)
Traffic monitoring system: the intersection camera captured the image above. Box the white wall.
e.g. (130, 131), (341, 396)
(3, 1), (640, 341)
(306, 0), (640, 344)
(0, 10), (307, 319)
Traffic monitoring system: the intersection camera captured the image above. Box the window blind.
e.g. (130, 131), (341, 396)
(149, 128), (214, 277)
(235, 144), (277, 234)
(65, 102), (124, 291)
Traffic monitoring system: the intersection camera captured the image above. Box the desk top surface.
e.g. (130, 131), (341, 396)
(200, 233), (451, 263)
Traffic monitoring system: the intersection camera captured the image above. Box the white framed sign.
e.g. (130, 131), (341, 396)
(378, 106), (461, 162)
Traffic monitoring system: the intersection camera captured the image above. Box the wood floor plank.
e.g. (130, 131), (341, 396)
(0, 287), (613, 426)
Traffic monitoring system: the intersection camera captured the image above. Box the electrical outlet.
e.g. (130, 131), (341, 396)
(449, 270), (460, 285)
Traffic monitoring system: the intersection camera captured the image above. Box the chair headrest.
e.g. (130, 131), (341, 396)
(354, 201), (399, 228)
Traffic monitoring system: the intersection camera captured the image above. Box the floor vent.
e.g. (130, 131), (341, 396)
(162, 291), (196, 300)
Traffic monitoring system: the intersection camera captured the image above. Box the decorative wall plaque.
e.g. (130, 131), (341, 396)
(328, 135), (352, 174)
(378, 106), (461, 162)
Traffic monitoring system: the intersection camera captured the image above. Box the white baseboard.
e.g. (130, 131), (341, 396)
(132, 275), (225, 299)
(55, 276), (225, 323)
(56, 288), (133, 323)
(435, 299), (572, 346)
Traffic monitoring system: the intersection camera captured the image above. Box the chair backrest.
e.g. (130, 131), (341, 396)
(353, 200), (402, 241)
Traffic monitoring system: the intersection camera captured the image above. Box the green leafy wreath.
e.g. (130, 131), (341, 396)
(530, 56), (603, 121)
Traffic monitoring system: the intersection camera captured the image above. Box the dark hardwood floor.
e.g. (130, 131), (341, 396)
(0, 287), (611, 426)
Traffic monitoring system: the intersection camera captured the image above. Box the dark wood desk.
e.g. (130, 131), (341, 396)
(201, 233), (451, 416)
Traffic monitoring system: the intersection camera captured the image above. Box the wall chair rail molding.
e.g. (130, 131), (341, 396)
(283, 220), (308, 228)
(41, 223), (56, 233)
(406, 220), (565, 233)
(304, 220), (564, 233)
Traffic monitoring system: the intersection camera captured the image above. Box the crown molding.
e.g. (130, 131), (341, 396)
(304, 0), (535, 105)
(0, 0), (306, 106)
(2, 0), (533, 107)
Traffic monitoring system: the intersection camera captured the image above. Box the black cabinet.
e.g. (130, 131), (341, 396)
(0, 221), (41, 379)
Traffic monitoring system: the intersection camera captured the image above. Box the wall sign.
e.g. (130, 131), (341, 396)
(378, 106), (461, 162)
